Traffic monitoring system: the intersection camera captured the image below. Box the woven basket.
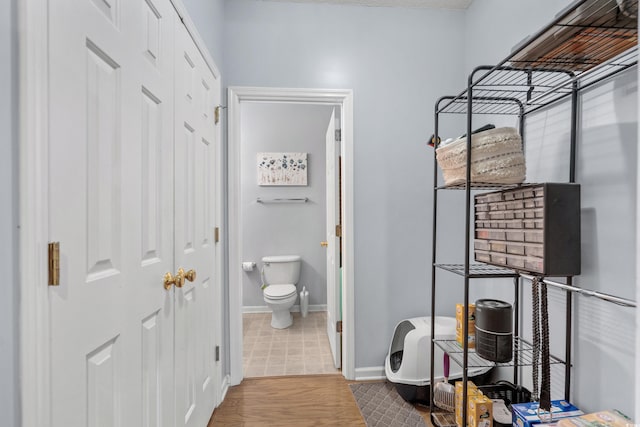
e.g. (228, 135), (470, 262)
(436, 127), (526, 186)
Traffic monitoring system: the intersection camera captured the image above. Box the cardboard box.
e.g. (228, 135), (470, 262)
(512, 400), (583, 427)
(456, 303), (476, 325)
(469, 395), (493, 427)
(455, 381), (478, 427)
(456, 330), (476, 349)
(456, 303), (476, 349)
(556, 410), (633, 427)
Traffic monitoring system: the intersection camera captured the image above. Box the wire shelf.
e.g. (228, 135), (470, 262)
(434, 337), (566, 368)
(436, 0), (638, 116)
(436, 182), (528, 191)
(435, 263), (519, 278)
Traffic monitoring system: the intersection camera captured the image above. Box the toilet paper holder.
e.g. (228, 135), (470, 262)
(242, 262), (256, 272)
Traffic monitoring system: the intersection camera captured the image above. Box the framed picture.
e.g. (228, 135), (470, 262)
(257, 152), (308, 186)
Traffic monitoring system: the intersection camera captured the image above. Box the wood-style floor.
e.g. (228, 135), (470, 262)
(208, 374), (432, 426)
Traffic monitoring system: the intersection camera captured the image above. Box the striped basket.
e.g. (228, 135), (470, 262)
(435, 127), (526, 186)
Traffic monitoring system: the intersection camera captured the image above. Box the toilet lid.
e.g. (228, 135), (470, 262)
(264, 284), (296, 299)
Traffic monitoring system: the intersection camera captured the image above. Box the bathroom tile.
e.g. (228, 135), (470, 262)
(268, 361), (286, 371)
(243, 312), (338, 379)
(245, 366), (266, 377)
(265, 366), (286, 376)
(286, 359), (304, 370)
(252, 352), (271, 363)
(269, 349), (286, 359)
(270, 334), (288, 342)
(303, 341), (320, 350)
(308, 353), (326, 363)
(285, 364), (305, 375)
(304, 364), (325, 375)
(323, 364), (339, 374)
(286, 346), (303, 356)
(253, 341), (271, 350)
(287, 336), (304, 345)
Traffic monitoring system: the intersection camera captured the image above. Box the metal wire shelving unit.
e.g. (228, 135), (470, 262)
(427, 1), (637, 426)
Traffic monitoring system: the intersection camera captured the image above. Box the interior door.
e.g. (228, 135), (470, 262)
(325, 109), (342, 369)
(173, 18), (219, 427)
(48, 0), (176, 425)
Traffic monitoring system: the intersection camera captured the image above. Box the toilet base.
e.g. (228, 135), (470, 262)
(270, 309), (293, 329)
(264, 290), (297, 329)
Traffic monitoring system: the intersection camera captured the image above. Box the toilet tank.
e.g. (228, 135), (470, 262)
(262, 255), (301, 285)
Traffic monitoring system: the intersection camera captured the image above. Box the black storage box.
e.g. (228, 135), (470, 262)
(474, 183), (581, 276)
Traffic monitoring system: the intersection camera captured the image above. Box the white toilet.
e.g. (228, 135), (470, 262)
(262, 255), (301, 329)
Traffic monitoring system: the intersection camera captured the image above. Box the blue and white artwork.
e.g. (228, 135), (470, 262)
(257, 152), (308, 186)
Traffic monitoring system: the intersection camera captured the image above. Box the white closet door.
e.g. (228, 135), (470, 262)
(173, 17), (220, 427)
(48, 0), (176, 426)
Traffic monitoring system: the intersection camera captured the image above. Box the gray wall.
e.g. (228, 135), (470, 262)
(180, 0), (225, 68)
(1, 0), (19, 426)
(465, 0), (637, 416)
(224, 0), (468, 370)
(240, 103), (333, 308)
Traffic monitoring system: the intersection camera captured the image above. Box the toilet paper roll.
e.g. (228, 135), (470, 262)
(242, 262), (256, 272)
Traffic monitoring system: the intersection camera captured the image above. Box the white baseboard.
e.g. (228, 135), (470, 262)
(219, 374), (230, 404)
(355, 366), (386, 381)
(242, 304), (327, 314)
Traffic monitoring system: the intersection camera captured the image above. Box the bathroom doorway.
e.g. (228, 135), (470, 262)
(228, 87), (355, 384)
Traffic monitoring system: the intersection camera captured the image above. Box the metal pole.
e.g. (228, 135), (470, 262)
(513, 276), (520, 385)
(565, 279), (573, 401)
(462, 77), (474, 427)
(429, 100), (442, 415)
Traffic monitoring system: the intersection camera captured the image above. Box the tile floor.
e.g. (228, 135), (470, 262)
(243, 311), (340, 377)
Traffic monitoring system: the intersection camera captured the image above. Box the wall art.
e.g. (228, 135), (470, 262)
(257, 152), (308, 186)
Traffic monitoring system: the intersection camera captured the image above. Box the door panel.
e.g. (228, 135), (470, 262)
(49, 0), (176, 425)
(85, 40), (121, 282)
(325, 110), (342, 369)
(173, 17), (219, 427)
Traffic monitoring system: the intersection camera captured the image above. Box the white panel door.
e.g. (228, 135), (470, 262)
(325, 110), (342, 369)
(49, 0), (176, 426)
(173, 18), (219, 427)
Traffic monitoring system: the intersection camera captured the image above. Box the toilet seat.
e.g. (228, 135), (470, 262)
(264, 284), (297, 300)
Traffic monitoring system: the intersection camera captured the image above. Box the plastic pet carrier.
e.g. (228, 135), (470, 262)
(384, 316), (491, 403)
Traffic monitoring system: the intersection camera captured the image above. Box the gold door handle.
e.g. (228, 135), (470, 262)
(164, 268), (196, 290)
(163, 271), (184, 290)
(320, 241), (328, 247)
(179, 267), (197, 283)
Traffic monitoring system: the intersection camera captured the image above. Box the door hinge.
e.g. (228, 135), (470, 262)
(336, 320), (343, 333)
(48, 242), (60, 286)
(215, 345), (220, 362)
(335, 225), (342, 238)
(335, 129), (341, 142)
(214, 227), (220, 243)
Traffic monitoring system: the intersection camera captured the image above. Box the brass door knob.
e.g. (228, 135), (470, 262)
(320, 241), (328, 247)
(179, 267), (197, 283)
(163, 271), (184, 290)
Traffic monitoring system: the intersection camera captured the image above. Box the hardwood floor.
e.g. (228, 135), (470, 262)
(208, 374), (432, 426)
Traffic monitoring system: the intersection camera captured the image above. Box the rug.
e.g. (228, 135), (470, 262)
(349, 382), (428, 427)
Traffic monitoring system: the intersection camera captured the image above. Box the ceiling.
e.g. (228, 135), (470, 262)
(262, 0), (474, 9)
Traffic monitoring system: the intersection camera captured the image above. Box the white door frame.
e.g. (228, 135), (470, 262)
(19, 1), (224, 425)
(228, 86), (355, 384)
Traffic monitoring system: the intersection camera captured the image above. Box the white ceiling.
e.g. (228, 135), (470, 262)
(261, 0), (474, 10)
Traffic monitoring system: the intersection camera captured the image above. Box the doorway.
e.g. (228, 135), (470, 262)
(238, 102), (337, 377)
(228, 87), (355, 384)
